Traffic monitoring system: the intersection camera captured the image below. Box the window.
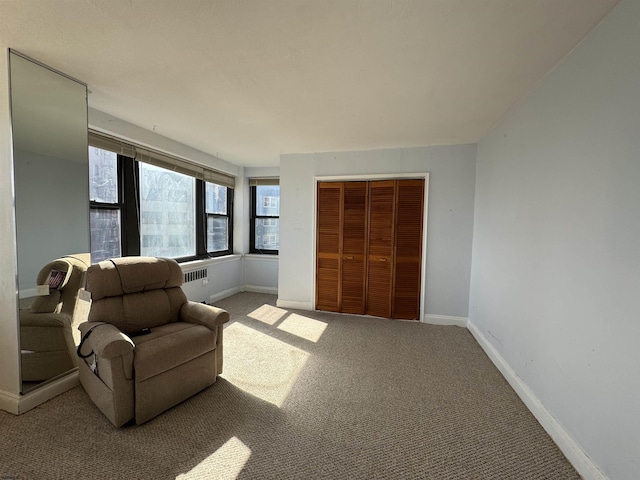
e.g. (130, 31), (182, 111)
(205, 181), (232, 253)
(250, 179), (280, 254)
(89, 146), (122, 263)
(88, 133), (234, 262)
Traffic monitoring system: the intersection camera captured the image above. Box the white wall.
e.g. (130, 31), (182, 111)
(180, 255), (243, 304)
(89, 108), (241, 178)
(243, 255), (278, 293)
(279, 145), (476, 317)
(0, 46), (21, 409)
(180, 255), (278, 305)
(469, 1), (638, 479)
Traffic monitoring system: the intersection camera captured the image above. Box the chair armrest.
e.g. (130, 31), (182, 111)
(20, 310), (70, 328)
(180, 302), (230, 331)
(78, 322), (134, 359)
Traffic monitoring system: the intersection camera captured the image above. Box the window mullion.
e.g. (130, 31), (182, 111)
(196, 180), (206, 257)
(121, 156), (140, 256)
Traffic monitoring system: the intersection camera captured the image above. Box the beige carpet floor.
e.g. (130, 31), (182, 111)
(0, 292), (580, 479)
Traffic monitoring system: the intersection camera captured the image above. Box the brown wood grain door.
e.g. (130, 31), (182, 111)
(366, 180), (396, 318)
(392, 179), (424, 320)
(316, 182), (342, 312)
(341, 182), (368, 314)
(316, 178), (425, 320)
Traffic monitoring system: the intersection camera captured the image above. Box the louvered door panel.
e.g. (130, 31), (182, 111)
(317, 183), (342, 254)
(392, 260), (421, 319)
(366, 181), (395, 318)
(316, 183), (342, 312)
(341, 182), (368, 314)
(392, 179), (424, 320)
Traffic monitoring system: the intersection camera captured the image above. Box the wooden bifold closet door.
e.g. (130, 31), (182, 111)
(391, 179), (424, 320)
(316, 183), (343, 312)
(341, 182), (368, 314)
(316, 179), (424, 320)
(366, 180), (395, 318)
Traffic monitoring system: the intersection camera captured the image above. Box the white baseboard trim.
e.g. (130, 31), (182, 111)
(209, 286), (279, 304)
(0, 372), (80, 416)
(423, 314), (468, 327)
(0, 389), (20, 415)
(244, 285), (278, 295)
(209, 286), (244, 304)
(467, 320), (607, 480)
(18, 372), (79, 414)
(276, 299), (313, 311)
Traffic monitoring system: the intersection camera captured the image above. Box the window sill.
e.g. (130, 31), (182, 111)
(243, 253), (279, 261)
(179, 254), (242, 270)
(178, 254), (278, 273)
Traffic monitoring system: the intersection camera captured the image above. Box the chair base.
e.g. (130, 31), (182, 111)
(79, 348), (219, 427)
(135, 349), (218, 425)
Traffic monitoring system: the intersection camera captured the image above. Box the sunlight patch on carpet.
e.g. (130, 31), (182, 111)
(277, 313), (327, 343)
(223, 322), (309, 407)
(177, 437), (251, 480)
(247, 304), (288, 325)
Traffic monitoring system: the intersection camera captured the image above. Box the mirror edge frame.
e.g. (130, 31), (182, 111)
(10, 49), (88, 89)
(8, 48), (89, 407)
(0, 47), (21, 414)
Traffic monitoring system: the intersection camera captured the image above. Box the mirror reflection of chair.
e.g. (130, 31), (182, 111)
(19, 253), (91, 383)
(77, 256), (229, 427)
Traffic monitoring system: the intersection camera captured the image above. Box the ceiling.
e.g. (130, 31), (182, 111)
(0, 0), (619, 167)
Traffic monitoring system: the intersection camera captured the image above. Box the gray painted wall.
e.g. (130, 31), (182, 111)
(279, 144), (476, 318)
(14, 149), (90, 295)
(469, 1), (639, 478)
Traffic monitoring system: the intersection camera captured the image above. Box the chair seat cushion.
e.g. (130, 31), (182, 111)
(132, 322), (216, 382)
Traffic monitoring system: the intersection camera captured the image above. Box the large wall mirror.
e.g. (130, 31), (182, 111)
(9, 50), (89, 394)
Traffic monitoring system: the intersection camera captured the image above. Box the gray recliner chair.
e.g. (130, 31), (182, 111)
(77, 256), (229, 427)
(20, 253), (91, 382)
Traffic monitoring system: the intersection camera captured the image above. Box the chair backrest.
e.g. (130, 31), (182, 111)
(86, 256), (187, 334)
(30, 253), (91, 317)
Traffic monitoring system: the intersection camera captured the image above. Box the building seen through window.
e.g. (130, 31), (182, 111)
(139, 162), (195, 258)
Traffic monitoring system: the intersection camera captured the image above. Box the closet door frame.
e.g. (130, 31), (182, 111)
(312, 172), (430, 322)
